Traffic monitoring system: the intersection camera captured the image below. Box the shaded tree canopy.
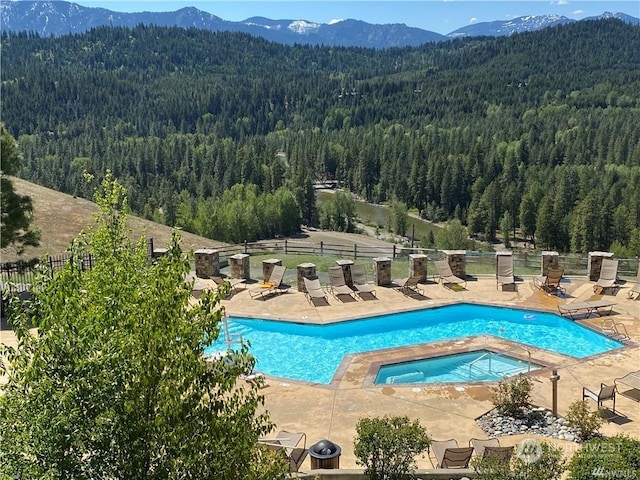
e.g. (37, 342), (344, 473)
(0, 124), (40, 253)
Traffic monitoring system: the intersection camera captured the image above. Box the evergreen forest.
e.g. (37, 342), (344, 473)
(2, 19), (640, 253)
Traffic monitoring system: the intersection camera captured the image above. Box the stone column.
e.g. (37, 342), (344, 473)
(297, 263), (316, 292)
(587, 251), (614, 281)
(541, 251), (559, 276)
(152, 247), (168, 259)
(442, 250), (466, 279)
(373, 257), (391, 286)
(229, 253), (250, 280)
(409, 253), (429, 281)
(194, 249), (219, 278)
(262, 258), (282, 282)
(335, 259), (354, 287)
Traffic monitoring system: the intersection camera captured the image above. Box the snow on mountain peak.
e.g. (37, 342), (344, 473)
(287, 20), (320, 34)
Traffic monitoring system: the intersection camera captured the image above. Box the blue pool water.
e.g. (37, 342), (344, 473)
(375, 350), (542, 385)
(205, 303), (623, 384)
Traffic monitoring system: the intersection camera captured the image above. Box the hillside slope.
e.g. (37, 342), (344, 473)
(0, 178), (226, 263)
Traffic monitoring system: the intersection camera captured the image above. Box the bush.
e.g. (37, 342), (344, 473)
(565, 400), (603, 441)
(568, 435), (640, 480)
(353, 416), (430, 480)
(492, 374), (533, 417)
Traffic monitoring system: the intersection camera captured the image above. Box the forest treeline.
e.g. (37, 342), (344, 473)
(2, 19), (640, 254)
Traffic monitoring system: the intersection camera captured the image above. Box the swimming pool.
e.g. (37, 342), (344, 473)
(375, 350), (543, 385)
(205, 303), (623, 384)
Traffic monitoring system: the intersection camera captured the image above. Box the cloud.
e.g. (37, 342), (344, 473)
(552, 0), (569, 5)
(573, 9), (584, 15)
(469, 17), (478, 24)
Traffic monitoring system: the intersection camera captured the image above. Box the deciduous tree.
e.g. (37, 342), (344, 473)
(0, 172), (286, 480)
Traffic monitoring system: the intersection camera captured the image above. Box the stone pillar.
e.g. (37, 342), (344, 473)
(373, 257), (392, 286)
(152, 248), (168, 259)
(262, 258), (282, 282)
(442, 250), (466, 279)
(587, 251), (614, 281)
(409, 253), (429, 281)
(541, 251), (559, 276)
(194, 249), (219, 278)
(229, 253), (250, 280)
(335, 259), (354, 287)
(297, 263), (316, 292)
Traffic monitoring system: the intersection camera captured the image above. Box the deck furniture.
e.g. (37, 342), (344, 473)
(583, 383), (616, 413)
(558, 300), (616, 320)
(614, 371), (640, 402)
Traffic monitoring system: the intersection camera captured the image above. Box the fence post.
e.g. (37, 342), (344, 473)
(285, 239), (288, 255)
(320, 241), (323, 256)
(393, 244), (396, 260)
(244, 240), (248, 254)
(354, 244), (357, 259)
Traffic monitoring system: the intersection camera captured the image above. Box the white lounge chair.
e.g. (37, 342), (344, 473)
(593, 258), (619, 294)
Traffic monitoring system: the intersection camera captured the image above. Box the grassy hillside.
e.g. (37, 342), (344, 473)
(0, 178), (227, 263)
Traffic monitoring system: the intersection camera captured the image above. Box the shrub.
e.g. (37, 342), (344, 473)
(513, 439), (567, 480)
(568, 435), (640, 480)
(353, 416), (430, 480)
(565, 400), (603, 441)
(492, 374), (533, 417)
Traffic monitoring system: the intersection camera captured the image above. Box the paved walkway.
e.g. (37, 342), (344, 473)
(219, 272), (639, 470)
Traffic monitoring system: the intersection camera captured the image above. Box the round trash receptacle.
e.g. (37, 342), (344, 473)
(309, 439), (341, 469)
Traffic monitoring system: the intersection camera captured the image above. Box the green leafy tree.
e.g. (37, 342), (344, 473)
(0, 124), (40, 253)
(319, 191), (357, 232)
(0, 172), (286, 480)
(354, 416), (430, 480)
(568, 435), (640, 480)
(436, 219), (470, 250)
(391, 200), (409, 236)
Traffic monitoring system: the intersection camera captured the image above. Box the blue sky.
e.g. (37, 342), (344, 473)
(73, 1), (640, 34)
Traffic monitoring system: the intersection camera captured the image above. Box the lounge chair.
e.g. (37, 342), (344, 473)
(593, 258), (619, 294)
(327, 266), (358, 301)
(496, 253), (516, 291)
(303, 276), (329, 304)
(393, 275), (424, 296)
(482, 446), (514, 463)
(627, 264), (640, 300)
(614, 370), (640, 402)
(533, 267), (565, 296)
(469, 437), (500, 459)
(429, 439), (473, 469)
(434, 260), (466, 289)
(583, 383), (616, 413)
(558, 299), (616, 320)
(259, 430), (308, 472)
(249, 265), (290, 300)
(350, 264), (376, 299)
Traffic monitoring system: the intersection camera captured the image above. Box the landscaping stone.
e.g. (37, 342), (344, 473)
(476, 406), (582, 442)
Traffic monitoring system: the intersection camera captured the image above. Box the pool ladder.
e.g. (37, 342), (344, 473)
(468, 346), (533, 379)
(222, 313), (244, 350)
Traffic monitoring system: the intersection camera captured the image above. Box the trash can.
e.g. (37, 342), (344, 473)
(309, 439), (341, 469)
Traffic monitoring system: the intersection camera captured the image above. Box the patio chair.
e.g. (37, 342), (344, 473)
(327, 266), (358, 301)
(627, 264), (640, 300)
(303, 276), (329, 304)
(614, 370), (640, 402)
(533, 267), (565, 296)
(469, 437), (500, 459)
(429, 439), (473, 469)
(434, 260), (466, 289)
(249, 265), (290, 300)
(393, 275), (424, 296)
(583, 383), (616, 413)
(259, 430), (308, 473)
(350, 264), (376, 299)
(482, 446), (514, 463)
(593, 258), (619, 295)
(496, 253), (516, 291)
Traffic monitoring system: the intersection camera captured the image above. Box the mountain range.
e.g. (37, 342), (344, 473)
(1, 1), (639, 48)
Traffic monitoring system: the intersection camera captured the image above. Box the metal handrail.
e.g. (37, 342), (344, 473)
(468, 346), (533, 378)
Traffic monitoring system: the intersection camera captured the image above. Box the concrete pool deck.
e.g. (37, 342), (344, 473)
(219, 273), (639, 470)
